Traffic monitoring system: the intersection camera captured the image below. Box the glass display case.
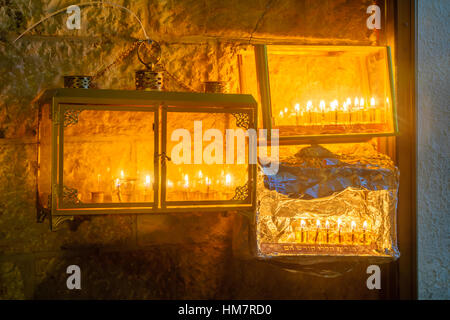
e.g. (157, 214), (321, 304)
(239, 44), (398, 143)
(37, 89), (257, 229)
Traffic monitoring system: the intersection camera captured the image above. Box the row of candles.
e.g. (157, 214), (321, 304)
(292, 218), (373, 245)
(277, 96), (390, 126)
(90, 169), (237, 203)
(173, 170), (236, 201)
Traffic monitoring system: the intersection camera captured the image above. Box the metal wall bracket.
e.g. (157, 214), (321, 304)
(51, 215), (75, 231)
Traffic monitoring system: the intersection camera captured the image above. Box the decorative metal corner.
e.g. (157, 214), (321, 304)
(63, 185), (82, 206)
(232, 112), (251, 130)
(64, 109), (83, 127)
(231, 183), (250, 201)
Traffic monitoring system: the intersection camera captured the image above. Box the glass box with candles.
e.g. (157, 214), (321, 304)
(255, 143), (400, 260)
(36, 89), (257, 229)
(238, 44), (398, 143)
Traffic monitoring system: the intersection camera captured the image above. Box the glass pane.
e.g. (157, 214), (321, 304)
(62, 108), (155, 206)
(165, 110), (250, 203)
(254, 46), (394, 136)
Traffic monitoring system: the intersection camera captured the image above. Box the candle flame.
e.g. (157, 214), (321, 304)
(284, 107), (288, 113)
(115, 178), (120, 187)
(337, 218), (342, 228)
(306, 100), (313, 111)
(363, 221), (368, 230)
(316, 219), (321, 228)
(301, 219), (306, 227)
(354, 97), (359, 107)
(120, 170), (124, 178)
(145, 175), (151, 185)
(351, 221), (356, 230)
(198, 170), (203, 179)
(279, 110), (284, 117)
(360, 97), (364, 107)
(342, 102), (348, 112)
(386, 97), (389, 104)
(370, 97), (376, 106)
(205, 176), (211, 185)
(319, 100), (325, 111)
(325, 220), (330, 229)
(318, 100), (324, 112)
(330, 100), (338, 111)
(294, 103), (300, 112)
(184, 174), (189, 187)
(225, 174), (231, 185)
(167, 179), (174, 188)
(346, 97), (351, 105)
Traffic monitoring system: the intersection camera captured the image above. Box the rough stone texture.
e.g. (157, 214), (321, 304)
(417, 0), (450, 300)
(0, 0), (396, 299)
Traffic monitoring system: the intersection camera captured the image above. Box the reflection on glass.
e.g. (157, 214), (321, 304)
(63, 109), (155, 205)
(165, 111), (249, 202)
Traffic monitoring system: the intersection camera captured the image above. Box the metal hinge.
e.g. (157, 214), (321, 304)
(52, 108), (61, 125)
(52, 184), (60, 200)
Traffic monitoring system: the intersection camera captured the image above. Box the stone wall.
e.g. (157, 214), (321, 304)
(0, 0), (390, 299)
(417, 0), (450, 300)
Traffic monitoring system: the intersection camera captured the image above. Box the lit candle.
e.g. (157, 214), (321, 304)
(330, 100), (338, 124)
(115, 178), (121, 202)
(337, 218), (342, 244)
(294, 103), (300, 126)
(315, 219), (321, 243)
(225, 173), (232, 198)
(301, 219), (306, 243)
(363, 221), (368, 244)
(344, 102), (350, 123)
(225, 173), (231, 186)
(205, 176), (211, 197)
(306, 100), (313, 124)
(384, 97), (390, 124)
(143, 175), (152, 201)
(167, 179), (174, 189)
(319, 100), (326, 124)
(346, 98), (352, 125)
(351, 220), (356, 244)
(325, 220), (330, 243)
(183, 174), (189, 201)
(120, 170), (125, 179)
(370, 97), (381, 123)
(354, 97), (360, 123)
(360, 97), (367, 123)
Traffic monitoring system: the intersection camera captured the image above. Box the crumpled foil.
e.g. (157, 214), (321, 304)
(256, 144), (400, 261)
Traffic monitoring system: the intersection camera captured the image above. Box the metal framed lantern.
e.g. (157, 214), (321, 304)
(36, 89), (257, 229)
(239, 44), (398, 144)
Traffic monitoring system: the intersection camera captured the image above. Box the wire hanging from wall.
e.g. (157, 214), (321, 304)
(248, 0), (277, 44)
(13, 1), (150, 43)
(12, 0), (278, 92)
